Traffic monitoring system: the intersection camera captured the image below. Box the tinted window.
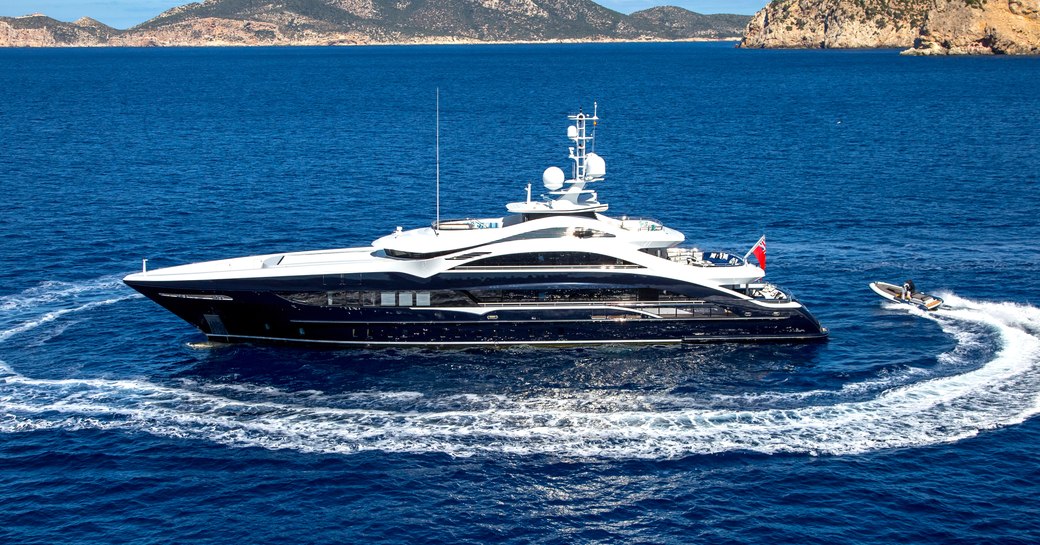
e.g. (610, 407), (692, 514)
(457, 252), (638, 268)
(467, 289), (656, 303)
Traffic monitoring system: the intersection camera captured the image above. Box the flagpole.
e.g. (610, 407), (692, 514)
(744, 235), (767, 271)
(744, 235), (764, 261)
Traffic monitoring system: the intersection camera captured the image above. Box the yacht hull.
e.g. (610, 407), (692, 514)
(126, 280), (828, 347)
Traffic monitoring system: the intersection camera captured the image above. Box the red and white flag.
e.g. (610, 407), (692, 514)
(744, 235), (766, 271)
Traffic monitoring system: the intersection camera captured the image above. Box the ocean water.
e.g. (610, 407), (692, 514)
(1, 43), (1039, 543)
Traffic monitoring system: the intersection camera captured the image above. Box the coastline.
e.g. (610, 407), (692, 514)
(0, 36), (742, 48)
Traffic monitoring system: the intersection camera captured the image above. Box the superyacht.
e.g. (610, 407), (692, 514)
(124, 105), (828, 346)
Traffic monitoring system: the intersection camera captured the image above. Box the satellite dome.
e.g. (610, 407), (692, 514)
(567, 125), (578, 139)
(543, 166), (565, 190)
(586, 152), (606, 178)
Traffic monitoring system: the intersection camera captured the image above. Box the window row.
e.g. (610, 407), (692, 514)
(455, 251), (639, 268)
(278, 288), (703, 308)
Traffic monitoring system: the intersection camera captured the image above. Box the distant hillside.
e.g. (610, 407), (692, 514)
(630, 6), (747, 39)
(0, 0), (751, 47)
(0, 14), (118, 46)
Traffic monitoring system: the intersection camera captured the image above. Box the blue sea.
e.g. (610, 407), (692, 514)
(2, 43), (1039, 544)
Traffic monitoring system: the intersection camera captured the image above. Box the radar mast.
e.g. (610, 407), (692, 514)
(506, 103), (608, 216)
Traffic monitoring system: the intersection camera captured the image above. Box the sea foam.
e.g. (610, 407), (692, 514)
(2, 279), (1039, 459)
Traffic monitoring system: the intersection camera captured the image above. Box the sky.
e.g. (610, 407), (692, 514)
(1, 0), (769, 29)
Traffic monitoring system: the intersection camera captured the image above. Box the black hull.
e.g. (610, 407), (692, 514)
(125, 281), (828, 348)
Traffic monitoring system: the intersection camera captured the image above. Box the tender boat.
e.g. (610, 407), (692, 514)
(869, 281), (944, 311)
(124, 105), (828, 347)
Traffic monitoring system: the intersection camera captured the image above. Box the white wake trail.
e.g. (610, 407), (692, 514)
(2, 282), (1040, 458)
(0, 276), (135, 343)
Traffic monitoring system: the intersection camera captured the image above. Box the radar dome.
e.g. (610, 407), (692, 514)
(567, 125), (578, 139)
(586, 152), (606, 178)
(543, 166), (565, 190)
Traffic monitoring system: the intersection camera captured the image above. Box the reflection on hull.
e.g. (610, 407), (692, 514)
(130, 284), (828, 348)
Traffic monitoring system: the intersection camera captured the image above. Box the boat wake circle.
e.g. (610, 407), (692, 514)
(2, 280), (1039, 459)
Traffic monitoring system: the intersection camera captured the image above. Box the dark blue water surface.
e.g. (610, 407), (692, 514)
(2, 43), (1040, 544)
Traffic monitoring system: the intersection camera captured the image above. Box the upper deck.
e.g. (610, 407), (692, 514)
(373, 212), (684, 259)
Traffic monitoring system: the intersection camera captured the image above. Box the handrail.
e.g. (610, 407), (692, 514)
(618, 217), (665, 232)
(433, 218), (503, 230)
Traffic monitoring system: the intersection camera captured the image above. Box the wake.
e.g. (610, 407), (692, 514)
(2, 280), (1039, 458)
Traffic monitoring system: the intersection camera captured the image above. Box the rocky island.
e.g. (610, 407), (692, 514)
(739, 0), (1040, 55)
(0, 0), (749, 47)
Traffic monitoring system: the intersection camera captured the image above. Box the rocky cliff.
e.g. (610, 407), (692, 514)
(0, 0), (749, 47)
(739, 0), (1040, 54)
(907, 0), (1040, 54)
(739, 0), (930, 49)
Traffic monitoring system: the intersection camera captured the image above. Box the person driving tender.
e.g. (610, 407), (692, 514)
(902, 279), (916, 300)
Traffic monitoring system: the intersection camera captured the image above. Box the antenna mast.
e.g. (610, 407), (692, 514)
(567, 104), (599, 184)
(591, 101), (597, 153)
(435, 88), (440, 235)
